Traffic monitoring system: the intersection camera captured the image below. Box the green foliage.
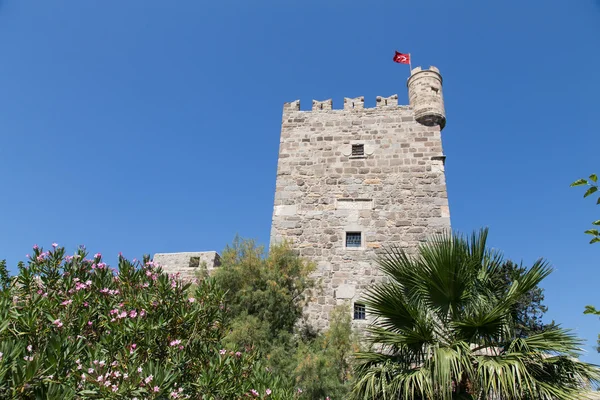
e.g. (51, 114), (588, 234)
(584, 305), (600, 352)
(351, 229), (600, 400)
(571, 174), (600, 243)
(0, 244), (298, 399)
(292, 306), (360, 400)
(212, 238), (357, 399)
(495, 260), (553, 336)
(0, 259), (10, 290)
(571, 175), (600, 353)
(213, 237), (316, 347)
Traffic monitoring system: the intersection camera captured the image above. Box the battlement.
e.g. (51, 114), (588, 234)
(409, 66), (441, 76)
(284, 94), (407, 114)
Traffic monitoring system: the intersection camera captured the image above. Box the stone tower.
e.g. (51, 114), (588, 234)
(270, 66), (451, 330)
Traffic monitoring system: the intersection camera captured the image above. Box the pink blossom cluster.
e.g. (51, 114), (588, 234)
(99, 288), (120, 295)
(249, 388), (272, 397)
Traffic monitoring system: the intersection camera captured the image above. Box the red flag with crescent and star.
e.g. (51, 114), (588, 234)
(393, 51), (410, 64)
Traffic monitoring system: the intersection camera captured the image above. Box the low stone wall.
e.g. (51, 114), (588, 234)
(152, 251), (221, 281)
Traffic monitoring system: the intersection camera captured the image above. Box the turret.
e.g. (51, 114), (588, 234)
(407, 66), (446, 130)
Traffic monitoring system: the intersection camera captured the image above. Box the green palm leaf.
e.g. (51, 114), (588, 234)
(351, 228), (600, 400)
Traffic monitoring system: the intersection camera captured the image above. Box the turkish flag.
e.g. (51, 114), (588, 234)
(393, 51), (410, 64)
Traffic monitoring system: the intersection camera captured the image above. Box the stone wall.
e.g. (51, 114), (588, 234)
(270, 92), (450, 330)
(153, 251), (221, 281)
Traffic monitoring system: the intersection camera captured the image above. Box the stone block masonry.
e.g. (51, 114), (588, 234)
(153, 252), (221, 281)
(270, 66), (451, 330)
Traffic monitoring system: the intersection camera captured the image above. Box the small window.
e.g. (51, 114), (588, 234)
(346, 232), (362, 248)
(351, 144), (364, 156)
(189, 257), (200, 269)
(354, 303), (366, 320)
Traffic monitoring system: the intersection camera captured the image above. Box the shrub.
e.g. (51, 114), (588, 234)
(0, 244), (298, 399)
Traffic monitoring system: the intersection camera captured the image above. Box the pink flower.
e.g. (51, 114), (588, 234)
(266, 388), (272, 395)
(140, 309), (146, 317)
(87, 321), (92, 326)
(144, 375), (153, 384)
(61, 299), (73, 306)
(33, 244), (39, 250)
(235, 351), (242, 358)
(94, 253), (101, 259)
(169, 339), (181, 347)
(53, 319), (63, 328)
(81, 373), (86, 381)
(111, 385), (118, 392)
(27, 345), (32, 352)
(100, 288), (109, 294)
(88, 368), (94, 374)
(219, 349), (226, 355)
(137, 367), (143, 373)
(153, 386), (160, 393)
(52, 243), (58, 248)
(129, 310), (138, 318)
(188, 297), (195, 303)
(251, 389), (259, 397)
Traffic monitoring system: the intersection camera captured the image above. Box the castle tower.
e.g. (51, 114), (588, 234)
(270, 67), (451, 330)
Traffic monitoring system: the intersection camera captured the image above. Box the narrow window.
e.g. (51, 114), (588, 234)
(351, 144), (364, 156)
(354, 303), (366, 320)
(346, 232), (362, 248)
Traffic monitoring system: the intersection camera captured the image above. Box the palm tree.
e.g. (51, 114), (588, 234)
(351, 229), (600, 400)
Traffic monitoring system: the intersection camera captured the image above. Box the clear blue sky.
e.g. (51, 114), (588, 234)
(1, 0), (600, 362)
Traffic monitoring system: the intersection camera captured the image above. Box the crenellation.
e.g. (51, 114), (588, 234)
(312, 99), (333, 111)
(344, 96), (365, 110)
(376, 94), (398, 107)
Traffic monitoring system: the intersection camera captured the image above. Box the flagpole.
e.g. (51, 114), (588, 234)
(409, 53), (412, 74)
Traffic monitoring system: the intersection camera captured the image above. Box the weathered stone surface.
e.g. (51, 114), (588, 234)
(153, 252), (221, 281)
(271, 67), (450, 330)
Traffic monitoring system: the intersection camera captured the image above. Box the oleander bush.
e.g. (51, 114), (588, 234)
(0, 244), (299, 399)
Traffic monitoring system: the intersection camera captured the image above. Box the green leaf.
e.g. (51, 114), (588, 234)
(590, 237), (600, 244)
(571, 178), (588, 187)
(584, 229), (600, 236)
(584, 305), (600, 315)
(590, 174), (598, 183)
(592, 220), (600, 226)
(584, 186), (598, 198)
